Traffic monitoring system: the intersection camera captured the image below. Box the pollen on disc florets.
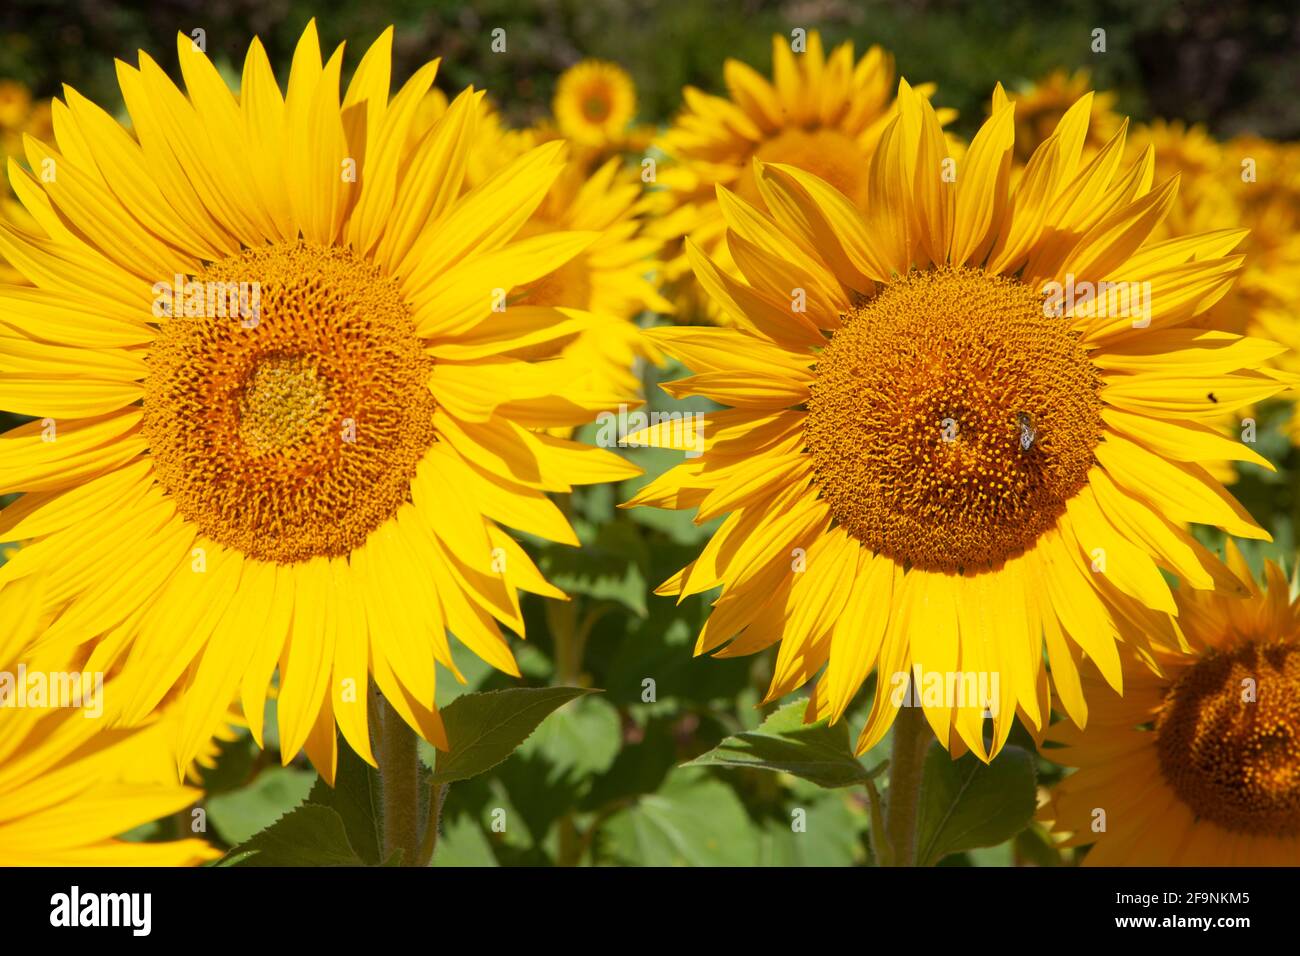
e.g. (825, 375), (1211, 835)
(804, 266), (1104, 573)
(143, 242), (437, 564)
(1156, 639), (1300, 837)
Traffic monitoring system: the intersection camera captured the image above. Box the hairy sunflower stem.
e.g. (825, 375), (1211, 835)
(416, 783), (449, 868)
(375, 695), (422, 866)
(884, 700), (933, 867)
(864, 776), (888, 865)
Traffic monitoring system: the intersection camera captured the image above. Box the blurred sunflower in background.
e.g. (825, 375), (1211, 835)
(0, 576), (218, 866)
(650, 31), (949, 321)
(0, 21), (641, 781)
(1041, 543), (1300, 865)
(629, 82), (1289, 761)
(415, 86), (667, 404)
(0, 79), (51, 283)
(552, 59), (638, 149)
(0, 79), (52, 167)
(1006, 68), (1123, 164)
(511, 156), (668, 398)
(1223, 136), (1300, 441)
(1124, 120), (1300, 467)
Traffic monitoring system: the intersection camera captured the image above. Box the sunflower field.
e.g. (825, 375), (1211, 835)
(0, 0), (1298, 890)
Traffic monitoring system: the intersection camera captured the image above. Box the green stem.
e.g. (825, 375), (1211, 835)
(415, 783), (449, 868)
(884, 701), (933, 867)
(546, 599), (582, 685)
(557, 816), (582, 867)
(546, 596), (586, 865)
(375, 695), (421, 866)
(863, 776), (888, 866)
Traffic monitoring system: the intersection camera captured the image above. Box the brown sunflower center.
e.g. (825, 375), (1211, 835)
(143, 242), (437, 564)
(1156, 640), (1300, 837)
(803, 267), (1103, 573)
(741, 128), (869, 208)
(582, 88), (612, 123)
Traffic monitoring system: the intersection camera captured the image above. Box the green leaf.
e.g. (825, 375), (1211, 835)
(205, 766), (315, 845)
(225, 804), (366, 867)
(605, 613), (754, 713)
(431, 814), (499, 867)
(758, 789), (870, 866)
(915, 743), (1037, 867)
(193, 728), (257, 794)
(430, 686), (598, 786)
(581, 716), (677, 811)
(496, 694), (623, 843)
(684, 700), (877, 789)
(304, 739), (384, 865)
(1014, 822), (1065, 867)
(600, 769), (757, 866)
(517, 693), (622, 780)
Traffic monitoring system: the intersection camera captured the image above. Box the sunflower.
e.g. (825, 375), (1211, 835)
(418, 89), (666, 321)
(0, 693), (219, 866)
(1007, 68), (1123, 164)
(627, 81), (1290, 761)
(1040, 543), (1300, 865)
(0, 22), (640, 780)
(0, 541), (244, 783)
(1118, 121), (1249, 484)
(553, 60), (638, 150)
(0, 577), (217, 866)
(411, 90), (540, 189)
(652, 32), (948, 321)
(0, 80), (53, 155)
(1221, 135), (1300, 440)
(1128, 120), (1236, 243)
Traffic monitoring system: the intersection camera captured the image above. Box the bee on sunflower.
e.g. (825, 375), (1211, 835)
(627, 80), (1289, 762)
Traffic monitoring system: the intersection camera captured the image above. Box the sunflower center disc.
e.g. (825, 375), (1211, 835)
(804, 266), (1103, 573)
(143, 242), (437, 564)
(583, 94), (611, 122)
(1156, 640), (1300, 836)
(238, 354), (330, 453)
